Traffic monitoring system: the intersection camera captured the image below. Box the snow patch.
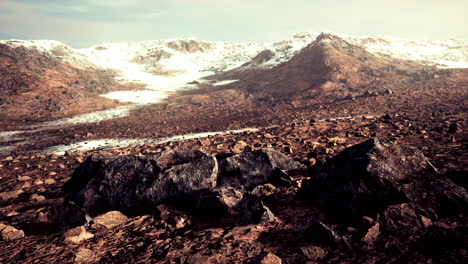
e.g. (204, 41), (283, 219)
(31, 105), (140, 130)
(213, 80), (240, 86)
(101, 90), (167, 104)
(43, 127), (262, 155)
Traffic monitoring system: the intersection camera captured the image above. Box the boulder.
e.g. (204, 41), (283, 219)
(0, 224), (25, 241)
(301, 138), (468, 219)
(259, 252), (282, 264)
(62, 149), (217, 227)
(176, 187), (275, 225)
(380, 203), (424, 237)
(217, 149), (302, 189)
(62, 148), (299, 227)
(63, 226), (94, 244)
(93, 211), (128, 229)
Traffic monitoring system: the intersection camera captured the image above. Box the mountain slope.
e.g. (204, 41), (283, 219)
(215, 33), (452, 100)
(0, 41), (138, 124)
(0, 32), (466, 125)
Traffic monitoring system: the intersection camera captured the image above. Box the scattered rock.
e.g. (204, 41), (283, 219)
(300, 245), (328, 260)
(448, 122), (462, 133)
(362, 222), (380, 245)
(45, 98), (61, 112)
(75, 248), (95, 263)
(37, 212), (49, 223)
(251, 183), (276, 197)
(0, 190), (24, 200)
(33, 179), (44, 185)
(259, 252), (282, 264)
(93, 211), (128, 229)
(384, 88), (394, 95)
(181, 187), (245, 218)
(63, 226), (94, 244)
(217, 149), (302, 189)
(44, 178), (56, 184)
(157, 204), (189, 229)
(17, 176), (32, 181)
(301, 137), (468, 219)
(381, 203), (424, 236)
(30, 193), (46, 202)
(235, 194), (277, 225)
(0, 224), (25, 241)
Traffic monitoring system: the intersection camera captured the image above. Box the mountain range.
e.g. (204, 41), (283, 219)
(0, 32), (466, 125)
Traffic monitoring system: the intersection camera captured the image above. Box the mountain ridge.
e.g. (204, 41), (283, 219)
(0, 32), (465, 125)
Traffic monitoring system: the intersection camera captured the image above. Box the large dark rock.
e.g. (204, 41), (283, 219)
(62, 149), (218, 227)
(380, 203), (425, 237)
(173, 187), (276, 225)
(62, 148), (299, 227)
(301, 137), (468, 219)
(217, 149), (303, 189)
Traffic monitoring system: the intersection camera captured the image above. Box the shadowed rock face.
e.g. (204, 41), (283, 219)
(176, 187), (276, 225)
(301, 137), (468, 219)
(217, 149), (303, 189)
(62, 149), (218, 227)
(62, 148), (301, 228)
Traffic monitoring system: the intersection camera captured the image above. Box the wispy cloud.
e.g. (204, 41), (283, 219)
(1, 0), (467, 47)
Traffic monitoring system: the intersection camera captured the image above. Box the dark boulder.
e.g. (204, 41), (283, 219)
(377, 203), (465, 260)
(62, 148), (299, 227)
(61, 149), (217, 227)
(175, 187), (276, 225)
(301, 137), (468, 219)
(178, 187), (245, 219)
(380, 203), (425, 237)
(217, 149), (302, 189)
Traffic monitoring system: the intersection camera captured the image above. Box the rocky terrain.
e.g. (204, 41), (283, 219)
(0, 41), (145, 128)
(0, 33), (466, 263)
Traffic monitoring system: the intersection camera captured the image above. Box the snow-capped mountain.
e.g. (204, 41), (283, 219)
(344, 35), (468, 68)
(1, 32), (467, 104)
(0, 39), (93, 67)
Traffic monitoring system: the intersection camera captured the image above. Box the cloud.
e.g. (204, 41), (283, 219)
(1, 0), (467, 47)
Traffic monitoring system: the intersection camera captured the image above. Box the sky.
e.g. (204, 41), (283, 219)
(0, 0), (467, 48)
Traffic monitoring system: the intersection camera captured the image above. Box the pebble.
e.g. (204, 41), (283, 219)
(75, 248), (95, 263)
(0, 190), (24, 200)
(30, 194), (47, 202)
(17, 176), (32, 182)
(259, 252), (282, 264)
(93, 211), (128, 229)
(63, 226), (94, 244)
(44, 179), (56, 185)
(0, 224), (25, 241)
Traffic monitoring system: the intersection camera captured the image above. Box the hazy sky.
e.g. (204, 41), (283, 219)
(1, 0), (467, 47)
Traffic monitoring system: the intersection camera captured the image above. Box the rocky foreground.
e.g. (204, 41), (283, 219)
(0, 113), (466, 263)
